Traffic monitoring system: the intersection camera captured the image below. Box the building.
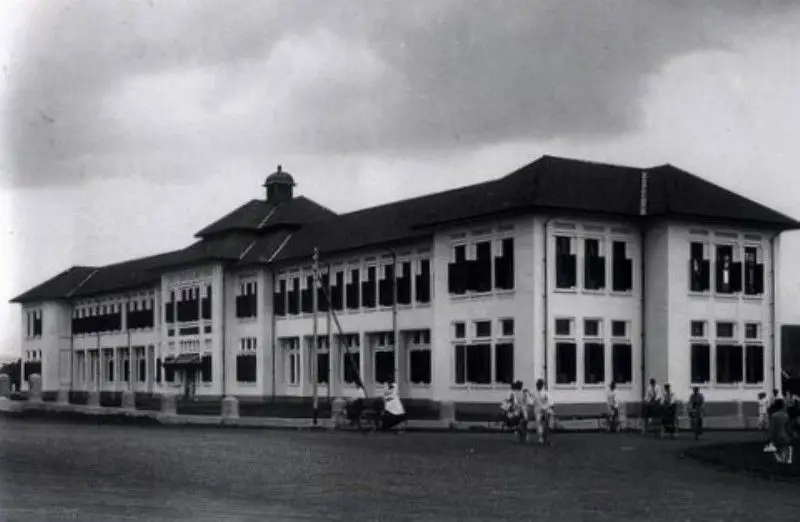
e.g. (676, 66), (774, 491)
(11, 156), (800, 418)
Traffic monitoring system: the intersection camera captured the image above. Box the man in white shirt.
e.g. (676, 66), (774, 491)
(379, 380), (406, 432)
(641, 378), (662, 435)
(606, 382), (622, 432)
(532, 379), (554, 444)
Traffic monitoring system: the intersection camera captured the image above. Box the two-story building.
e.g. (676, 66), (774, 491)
(11, 155), (799, 417)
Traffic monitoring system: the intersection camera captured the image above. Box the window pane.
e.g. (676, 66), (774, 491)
(584, 238), (605, 290)
(583, 343), (605, 384)
(201, 355), (212, 383)
(410, 350), (431, 384)
(317, 353), (330, 384)
(343, 352), (360, 384)
(555, 319), (572, 336)
(555, 342), (577, 384)
(454, 344), (466, 384)
(454, 322), (466, 339)
(475, 321), (491, 338)
(716, 344), (743, 384)
(494, 238), (515, 290)
(501, 319), (515, 337)
(611, 321), (626, 338)
(611, 344), (632, 384)
(612, 241), (633, 292)
(716, 322), (734, 338)
(374, 351), (394, 385)
(690, 343), (710, 384)
(495, 343), (514, 384)
(466, 344), (491, 384)
(746, 344), (764, 384)
(472, 241), (492, 293)
(690, 321), (705, 338)
(584, 319), (600, 337)
(745, 323), (759, 340)
(555, 236), (577, 289)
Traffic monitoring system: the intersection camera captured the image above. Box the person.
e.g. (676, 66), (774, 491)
(757, 391), (770, 434)
(768, 398), (793, 465)
(606, 382), (621, 432)
(688, 387), (705, 440)
(641, 378), (662, 435)
(768, 388), (782, 415)
(786, 391), (800, 438)
(379, 380), (406, 432)
(660, 383), (677, 439)
(532, 379), (554, 445)
(502, 381), (530, 434)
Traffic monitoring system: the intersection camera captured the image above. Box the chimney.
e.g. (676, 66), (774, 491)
(263, 164), (296, 203)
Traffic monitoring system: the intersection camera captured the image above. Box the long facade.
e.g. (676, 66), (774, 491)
(13, 156), (798, 413)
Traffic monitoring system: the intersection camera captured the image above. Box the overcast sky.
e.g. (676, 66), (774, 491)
(2, 0), (800, 356)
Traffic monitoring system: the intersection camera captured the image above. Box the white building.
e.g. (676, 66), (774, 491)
(11, 156), (799, 419)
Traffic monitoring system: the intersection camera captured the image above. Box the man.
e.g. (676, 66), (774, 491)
(642, 378), (662, 435)
(769, 398), (793, 465)
(606, 382), (621, 432)
(532, 379), (554, 445)
(688, 387), (705, 440)
(660, 383), (677, 439)
(379, 380), (406, 432)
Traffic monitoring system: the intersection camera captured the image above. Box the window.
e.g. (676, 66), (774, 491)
(500, 318), (515, 337)
(317, 272), (330, 313)
(282, 338), (300, 386)
(127, 297), (156, 330)
(361, 266), (377, 308)
(201, 354), (212, 383)
(409, 330), (431, 385)
(104, 349), (115, 383)
(415, 259), (431, 304)
(555, 236), (577, 289)
(495, 343), (514, 384)
(475, 320), (492, 338)
(583, 343), (604, 385)
(611, 241), (633, 292)
(27, 310), (43, 338)
(288, 277), (300, 315)
(454, 344), (491, 384)
(378, 263), (395, 307)
(715, 245), (738, 294)
(234, 282), (257, 318)
(583, 238), (606, 290)
(346, 268), (360, 310)
(448, 244), (469, 295)
(494, 238), (514, 290)
(716, 322), (735, 339)
(374, 342), (395, 386)
(236, 337), (257, 383)
(744, 246), (765, 296)
(454, 322), (466, 339)
(301, 275), (314, 314)
(274, 279), (287, 317)
(745, 344), (764, 384)
(470, 241), (493, 293)
(177, 287), (201, 323)
(555, 343), (577, 384)
(397, 262), (412, 305)
(136, 347), (146, 383)
(331, 270), (344, 311)
(745, 323), (760, 340)
(555, 318), (573, 337)
(121, 350), (130, 382)
(201, 286), (212, 320)
(691, 343), (711, 384)
(691, 321), (706, 338)
(156, 357), (162, 383)
(689, 242), (710, 292)
(583, 319), (601, 338)
(612, 344), (632, 384)
(343, 351), (360, 385)
(611, 320), (627, 339)
(716, 344), (743, 384)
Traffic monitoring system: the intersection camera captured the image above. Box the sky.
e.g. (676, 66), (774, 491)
(2, 0), (800, 357)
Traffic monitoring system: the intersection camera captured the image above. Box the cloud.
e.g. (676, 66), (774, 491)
(2, 0), (799, 187)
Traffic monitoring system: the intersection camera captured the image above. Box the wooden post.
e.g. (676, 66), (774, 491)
(312, 248), (319, 425)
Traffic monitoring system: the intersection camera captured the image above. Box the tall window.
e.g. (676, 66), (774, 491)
(448, 244), (468, 295)
(282, 338), (300, 386)
(373, 332), (395, 385)
(689, 242), (710, 292)
(715, 322), (741, 384)
(177, 287), (200, 322)
(273, 279), (287, 317)
(340, 335), (360, 385)
(610, 320), (632, 384)
(288, 277), (300, 315)
(494, 238), (515, 290)
(301, 276), (314, 314)
(470, 241), (493, 293)
(690, 320), (710, 384)
(397, 262), (412, 305)
(745, 322), (764, 384)
(201, 354), (213, 383)
(408, 330), (432, 385)
(744, 246), (765, 296)
(135, 346), (146, 383)
(448, 236), (515, 296)
(715, 245), (738, 294)
(331, 270), (345, 311)
(317, 272), (330, 313)
(554, 318), (576, 384)
(201, 285), (212, 320)
(555, 236), (577, 289)
(165, 291), (176, 324)
(128, 297), (155, 330)
(310, 336), (330, 385)
(582, 319), (604, 384)
(362, 266), (377, 308)
(346, 269), (360, 310)
(27, 309), (43, 338)
(378, 263), (395, 307)
(583, 239), (606, 291)
(415, 259), (431, 303)
(236, 338), (257, 383)
(103, 349), (115, 383)
(236, 281), (258, 318)
(611, 241), (633, 292)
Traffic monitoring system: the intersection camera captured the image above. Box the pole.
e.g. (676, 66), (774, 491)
(392, 251), (400, 388)
(312, 248), (319, 425)
(326, 263), (333, 402)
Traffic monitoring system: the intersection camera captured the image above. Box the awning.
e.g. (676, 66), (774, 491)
(163, 353), (202, 369)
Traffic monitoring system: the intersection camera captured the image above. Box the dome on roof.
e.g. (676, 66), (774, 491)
(264, 165), (296, 187)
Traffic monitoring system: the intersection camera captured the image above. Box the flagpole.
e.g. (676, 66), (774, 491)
(312, 248), (319, 426)
(326, 262), (333, 402)
(392, 250), (399, 389)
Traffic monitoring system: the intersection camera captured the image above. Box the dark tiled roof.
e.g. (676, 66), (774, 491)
(71, 250), (188, 298)
(10, 266), (98, 303)
(195, 196), (337, 238)
(238, 230), (293, 265)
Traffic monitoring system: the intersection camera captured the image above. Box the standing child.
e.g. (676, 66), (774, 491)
(661, 383), (677, 439)
(532, 379), (554, 445)
(688, 387), (705, 440)
(757, 391), (770, 434)
(606, 382), (621, 432)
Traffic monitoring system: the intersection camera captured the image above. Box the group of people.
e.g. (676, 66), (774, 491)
(500, 379), (555, 444)
(342, 379), (407, 432)
(758, 389), (798, 465)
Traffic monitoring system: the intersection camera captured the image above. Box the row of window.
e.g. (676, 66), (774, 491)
(72, 301), (156, 334)
(689, 242), (764, 295)
(165, 285), (212, 324)
(275, 259), (432, 317)
(447, 237), (514, 295)
(25, 350), (42, 361)
(553, 236), (634, 292)
(25, 309), (42, 338)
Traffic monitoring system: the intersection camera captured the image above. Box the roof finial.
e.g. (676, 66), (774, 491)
(277, 164), (282, 173)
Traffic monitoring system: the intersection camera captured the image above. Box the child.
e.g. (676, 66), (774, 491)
(769, 398), (794, 465)
(379, 380), (406, 432)
(606, 382), (621, 432)
(503, 381), (529, 431)
(642, 378), (662, 435)
(757, 391), (770, 434)
(688, 387), (705, 440)
(532, 379), (554, 444)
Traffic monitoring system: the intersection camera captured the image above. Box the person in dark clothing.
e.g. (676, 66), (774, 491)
(769, 399), (793, 465)
(688, 387), (705, 440)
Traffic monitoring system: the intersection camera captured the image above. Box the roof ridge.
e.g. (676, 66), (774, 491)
(66, 268), (99, 298)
